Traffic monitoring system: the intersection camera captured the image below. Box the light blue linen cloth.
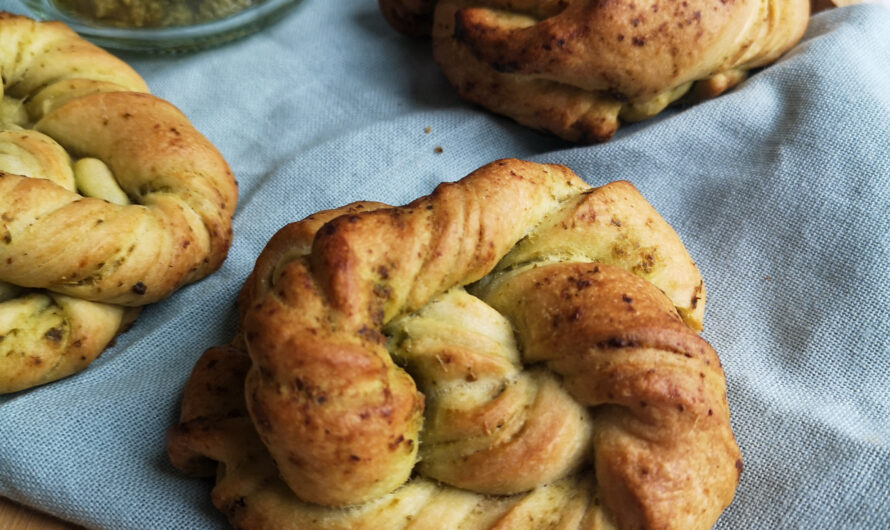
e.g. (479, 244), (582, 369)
(1, 1), (888, 528)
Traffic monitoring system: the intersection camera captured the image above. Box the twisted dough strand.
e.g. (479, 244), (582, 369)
(0, 13), (236, 392)
(449, 0), (804, 100)
(14, 92), (236, 304)
(243, 160), (585, 505)
(0, 94), (235, 309)
(0, 292), (136, 393)
(170, 159), (739, 529)
(475, 263), (739, 528)
(387, 287), (593, 495)
(168, 341), (619, 530)
(0, 12), (148, 122)
(380, 0), (810, 142)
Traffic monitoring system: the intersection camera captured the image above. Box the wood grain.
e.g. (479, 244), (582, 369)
(0, 497), (80, 530)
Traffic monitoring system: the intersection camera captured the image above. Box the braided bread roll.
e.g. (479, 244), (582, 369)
(379, 0), (810, 142)
(0, 13), (237, 393)
(168, 159), (741, 529)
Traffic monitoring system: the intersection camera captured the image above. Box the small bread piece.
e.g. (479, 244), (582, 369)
(168, 159), (740, 529)
(0, 13), (237, 393)
(379, 0), (810, 142)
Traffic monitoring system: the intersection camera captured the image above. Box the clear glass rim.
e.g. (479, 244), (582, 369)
(23, 0), (303, 52)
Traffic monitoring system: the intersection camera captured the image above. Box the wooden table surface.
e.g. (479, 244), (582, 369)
(0, 497), (80, 530)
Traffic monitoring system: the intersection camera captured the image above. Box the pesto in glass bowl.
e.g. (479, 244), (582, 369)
(24, 0), (303, 52)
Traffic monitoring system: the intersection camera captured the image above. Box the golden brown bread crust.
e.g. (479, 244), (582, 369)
(168, 159), (740, 529)
(379, 0), (810, 142)
(0, 13), (237, 393)
(477, 263), (739, 527)
(0, 12), (149, 103)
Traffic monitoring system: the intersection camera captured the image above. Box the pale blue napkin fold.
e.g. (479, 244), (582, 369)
(0, 1), (888, 528)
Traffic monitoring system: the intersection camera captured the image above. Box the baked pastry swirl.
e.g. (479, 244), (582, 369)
(379, 0), (810, 143)
(0, 13), (237, 393)
(168, 159), (741, 529)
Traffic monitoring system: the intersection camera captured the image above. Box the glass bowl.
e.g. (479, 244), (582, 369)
(22, 0), (303, 53)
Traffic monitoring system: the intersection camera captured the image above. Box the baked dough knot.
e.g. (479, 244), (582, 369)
(379, 0), (810, 143)
(0, 13), (237, 393)
(167, 159), (741, 529)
